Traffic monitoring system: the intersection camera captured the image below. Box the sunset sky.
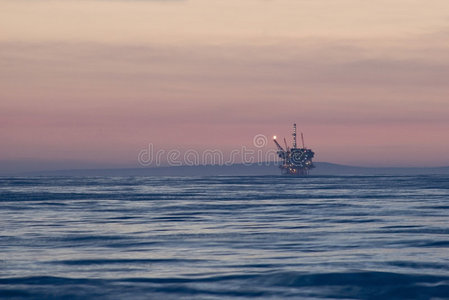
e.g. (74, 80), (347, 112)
(1, 0), (449, 171)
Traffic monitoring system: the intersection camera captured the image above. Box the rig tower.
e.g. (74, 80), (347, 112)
(273, 124), (315, 176)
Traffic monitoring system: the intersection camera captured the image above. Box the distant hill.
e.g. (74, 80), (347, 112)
(6, 162), (449, 176)
(312, 162), (449, 175)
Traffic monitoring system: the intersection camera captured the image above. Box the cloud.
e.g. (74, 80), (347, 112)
(1, 36), (449, 125)
(1, 34), (449, 165)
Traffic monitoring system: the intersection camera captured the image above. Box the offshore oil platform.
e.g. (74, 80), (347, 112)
(273, 124), (315, 176)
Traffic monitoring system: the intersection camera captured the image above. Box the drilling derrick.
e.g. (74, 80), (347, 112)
(273, 124), (315, 176)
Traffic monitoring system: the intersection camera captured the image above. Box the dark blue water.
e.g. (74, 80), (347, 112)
(1, 175), (449, 299)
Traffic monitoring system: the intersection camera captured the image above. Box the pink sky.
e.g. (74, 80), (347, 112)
(1, 0), (449, 169)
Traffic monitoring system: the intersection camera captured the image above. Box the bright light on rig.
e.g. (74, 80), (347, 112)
(273, 135), (277, 139)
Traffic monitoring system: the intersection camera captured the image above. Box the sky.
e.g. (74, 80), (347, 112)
(1, 0), (449, 171)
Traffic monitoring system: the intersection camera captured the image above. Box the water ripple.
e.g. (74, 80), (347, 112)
(1, 175), (449, 299)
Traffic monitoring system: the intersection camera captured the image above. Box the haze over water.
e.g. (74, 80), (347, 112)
(1, 175), (449, 299)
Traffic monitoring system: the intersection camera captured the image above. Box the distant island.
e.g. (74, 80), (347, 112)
(3, 162), (449, 176)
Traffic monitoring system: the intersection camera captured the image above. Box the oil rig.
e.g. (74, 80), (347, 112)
(273, 124), (315, 176)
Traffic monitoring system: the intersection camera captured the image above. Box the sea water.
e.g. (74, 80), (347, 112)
(1, 175), (449, 299)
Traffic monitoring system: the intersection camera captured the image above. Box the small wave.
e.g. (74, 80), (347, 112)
(420, 240), (449, 247)
(48, 258), (204, 265)
(1, 271), (449, 299)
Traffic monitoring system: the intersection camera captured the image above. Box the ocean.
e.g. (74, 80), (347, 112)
(1, 175), (449, 299)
